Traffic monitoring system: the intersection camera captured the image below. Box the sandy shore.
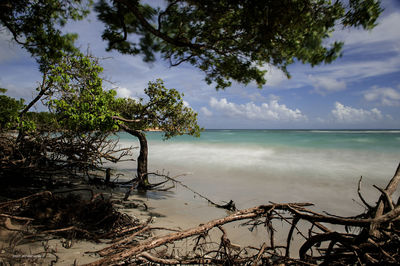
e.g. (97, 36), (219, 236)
(0, 185), (240, 265)
(2, 161), (396, 265)
(0, 184), (287, 265)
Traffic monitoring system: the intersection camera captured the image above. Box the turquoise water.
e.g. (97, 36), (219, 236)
(119, 129), (400, 152)
(116, 129), (400, 215)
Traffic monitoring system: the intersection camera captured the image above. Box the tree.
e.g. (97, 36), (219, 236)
(0, 88), (25, 131)
(1, 1), (382, 89)
(46, 54), (201, 189)
(23, 112), (60, 132)
(95, 0), (382, 89)
(0, 0), (92, 71)
(112, 79), (201, 189)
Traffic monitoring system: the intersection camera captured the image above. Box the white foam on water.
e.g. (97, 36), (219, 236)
(144, 141), (393, 178)
(118, 139), (398, 182)
(353, 138), (375, 143)
(149, 142), (276, 169)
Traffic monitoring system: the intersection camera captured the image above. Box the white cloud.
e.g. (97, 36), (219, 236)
(308, 75), (347, 95)
(363, 86), (400, 106)
(247, 92), (267, 102)
(309, 11), (400, 86)
(331, 102), (384, 123)
(314, 58), (400, 83)
(333, 12), (400, 52)
(115, 86), (132, 98)
(262, 65), (288, 87)
(200, 107), (213, 117)
(209, 97), (306, 121)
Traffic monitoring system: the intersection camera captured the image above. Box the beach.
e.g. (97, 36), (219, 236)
(2, 129), (399, 264)
(115, 130), (400, 248)
(118, 130), (400, 214)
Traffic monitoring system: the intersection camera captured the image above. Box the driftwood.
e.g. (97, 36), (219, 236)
(84, 163), (400, 265)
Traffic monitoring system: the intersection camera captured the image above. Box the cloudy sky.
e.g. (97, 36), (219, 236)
(1, 1), (400, 129)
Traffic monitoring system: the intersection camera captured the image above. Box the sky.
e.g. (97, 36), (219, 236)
(1, 1), (400, 129)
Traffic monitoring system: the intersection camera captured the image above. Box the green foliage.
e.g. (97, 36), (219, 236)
(95, 0), (382, 89)
(0, 89), (25, 131)
(343, 0), (382, 29)
(46, 54), (119, 132)
(45, 54), (201, 139)
(115, 79), (202, 139)
(24, 112), (60, 131)
(2, 0), (382, 89)
(0, 0), (92, 70)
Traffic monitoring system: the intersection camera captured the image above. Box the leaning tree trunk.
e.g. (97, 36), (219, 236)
(17, 71), (51, 142)
(131, 130), (149, 189)
(119, 124), (149, 189)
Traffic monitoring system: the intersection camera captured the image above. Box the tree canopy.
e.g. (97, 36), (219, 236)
(45, 54), (201, 137)
(45, 53), (201, 187)
(1, 0), (382, 89)
(46, 54), (118, 132)
(95, 0), (382, 89)
(0, 88), (25, 131)
(0, 0), (92, 70)
(113, 79), (201, 139)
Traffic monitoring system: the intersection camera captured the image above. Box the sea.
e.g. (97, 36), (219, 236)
(115, 129), (400, 231)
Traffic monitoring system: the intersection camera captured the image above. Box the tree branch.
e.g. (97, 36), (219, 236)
(0, 15), (31, 46)
(111, 115), (141, 123)
(20, 70), (51, 116)
(370, 162), (400, 235)
(115, 0), (204, 51)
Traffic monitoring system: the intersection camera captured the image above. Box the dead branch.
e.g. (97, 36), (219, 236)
(373, 184), (395, 210)
(84, 203), (312, 265)
(0, 191), (52, 209)
(370, 162), (400, 236)
(0, 213), (34, 221)
(357, 176), (372, 209)
(147, 172), (237, 211)
(252, 242), (267, 266)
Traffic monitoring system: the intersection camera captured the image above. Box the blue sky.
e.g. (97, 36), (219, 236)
(1, 1), (400, 129)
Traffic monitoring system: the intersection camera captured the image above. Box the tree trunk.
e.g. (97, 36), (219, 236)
(119, 124), (149, 189)
(17, 71), (51, 142)
(132, 130), (149, 189)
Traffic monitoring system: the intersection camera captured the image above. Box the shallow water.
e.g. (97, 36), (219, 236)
(114, 130), (400, 229)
